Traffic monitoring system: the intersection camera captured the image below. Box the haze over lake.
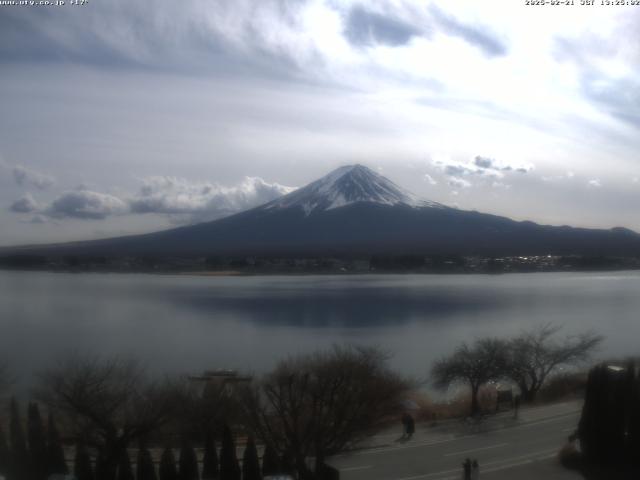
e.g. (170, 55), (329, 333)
(2, 270), (638, 392)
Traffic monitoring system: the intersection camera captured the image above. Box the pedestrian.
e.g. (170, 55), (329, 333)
(462, 458), (471, 480)
(471, 459), (479, 479)
(406, 413), (415, 440)
(401, 412), (409, 439)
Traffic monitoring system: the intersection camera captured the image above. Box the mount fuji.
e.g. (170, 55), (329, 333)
(4, 164), (640, 257)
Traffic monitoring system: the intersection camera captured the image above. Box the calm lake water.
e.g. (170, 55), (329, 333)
(1, 270), (639, 392)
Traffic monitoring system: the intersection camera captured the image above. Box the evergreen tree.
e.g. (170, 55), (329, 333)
(95, 449), (115, 480)
(261, 444), (279, 478)
(9, 398), (29, 480)
(47, 412), (69, 475)
(159, 447), (178, 480)
(137, 444), (157, 480)
(623, 361), (636, 462)
(219, 425), (240, 480)
(0, 423), (9, 475)
(280, 450), (295, 477)
(579, 363), (639, 467)
(241, 437), (260, 480)
(116, 450), (135, 480)
(178, 440), (199, 480)
(74, 443), (95, 480)
(201, 433), (219, 480)
(27, 402), (48, 479)
(631, 366), (640, 466)
(579, 365), (601, 463)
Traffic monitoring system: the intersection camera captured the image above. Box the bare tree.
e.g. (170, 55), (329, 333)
(166, 375), (242, 442)
(431, 338), (508, 417)
(0, 361), (12, 398)
(36, 355), (178, 480)
(240, 345), (409, 479)
(505, 324), (603, 402)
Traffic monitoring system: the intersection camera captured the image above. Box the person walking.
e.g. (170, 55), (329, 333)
(401, 412), (409, 440)
(406, 413), (415, 440)
(462, 458), (471, 480)
(513, 394), (521, 419)
(471, 459), (479, 479)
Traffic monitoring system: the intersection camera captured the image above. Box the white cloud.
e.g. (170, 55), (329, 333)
(423, 173), (437, 185)
(129, 175), (295, 222)
(8, 175), (296, 223)
(448, 177), (471, 189)
(588, 179), (602, 188)
(12, 165), (55, 190)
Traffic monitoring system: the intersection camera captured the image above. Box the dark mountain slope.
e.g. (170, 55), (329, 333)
(3, 165), (640, 258)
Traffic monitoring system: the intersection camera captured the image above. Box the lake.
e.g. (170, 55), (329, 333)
(1, 270), (638, 393)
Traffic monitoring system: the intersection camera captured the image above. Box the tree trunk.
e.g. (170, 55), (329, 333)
(523, 389), (537, 403)
(296, 453), (313, 480)
(96, 438), (127, 480)
(470, 385), (480, 417)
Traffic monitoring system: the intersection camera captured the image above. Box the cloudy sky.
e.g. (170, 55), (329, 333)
(1, 0), (640, 246)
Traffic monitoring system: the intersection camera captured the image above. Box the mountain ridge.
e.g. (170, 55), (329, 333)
(1, 165), (639, 258)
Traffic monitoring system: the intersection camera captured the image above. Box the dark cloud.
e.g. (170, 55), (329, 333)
(554, 30), (640, 130)
(581, 74), (640, 129)
(0, 0), (311, 83)
(47, 190), (128, 220)
(473, 155), (530, 173)
(9, 194), (38, 213)
(444, 165), (474, 176)
(473, 155), (494, 169)
(429, 6), (507, 57)
(434, 156), (533, 186)
(344, 6), (424, 47)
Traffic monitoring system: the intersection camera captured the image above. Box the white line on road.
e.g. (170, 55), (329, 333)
(388, 448), (558, 480)
(436, 453), (557, 480)
(340, 465), (372, 472)
(333, 435), (473, 458)
(443, 442), (508, 457)
(334, 410), (578, 460)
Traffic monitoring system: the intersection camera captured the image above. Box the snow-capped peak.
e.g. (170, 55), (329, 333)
(262, 164), (442, 215)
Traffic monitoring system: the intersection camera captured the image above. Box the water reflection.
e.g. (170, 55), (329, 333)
(1, 271), (639, 394)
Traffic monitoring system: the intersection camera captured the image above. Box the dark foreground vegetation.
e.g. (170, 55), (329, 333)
(1, 253), (640, 274)
(557, 362), (640, 479)
(0, 326), (601, 480)
(0, 347), (408, 480)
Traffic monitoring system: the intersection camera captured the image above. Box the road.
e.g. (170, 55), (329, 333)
(328, 401), (583, 480)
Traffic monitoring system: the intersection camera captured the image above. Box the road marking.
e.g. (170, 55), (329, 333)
(443, 442), (508, 457)
(392, 468), (461, 480)
(333, 410), (578, 460)
(513, 412), (579, 430)
(340, 465), (372, 472)
(435, 453), (557, 480)
(336, 435), (474, 457)
(480, 448), (557, 468)
(388, 448), (558, 480)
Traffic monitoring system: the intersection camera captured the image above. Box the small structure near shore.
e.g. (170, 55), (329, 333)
(189, 369), (253, 398)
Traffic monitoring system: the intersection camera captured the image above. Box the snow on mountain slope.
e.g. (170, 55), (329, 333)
(262, 164), (443, 215)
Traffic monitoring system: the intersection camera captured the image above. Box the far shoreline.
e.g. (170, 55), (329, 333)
(2, 266), (640, 277)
